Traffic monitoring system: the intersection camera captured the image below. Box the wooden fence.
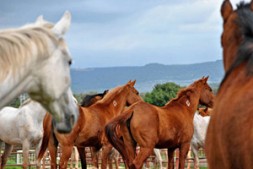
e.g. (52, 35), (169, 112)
(4, 145), (207, 168)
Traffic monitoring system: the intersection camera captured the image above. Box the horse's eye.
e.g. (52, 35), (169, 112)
(68, 60), (72, 65)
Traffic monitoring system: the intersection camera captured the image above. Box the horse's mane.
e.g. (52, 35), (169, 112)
(0, 24), (57, 81)
(165, 87), (195, 106)
(98, 86), (124, 105)
(81, 90), (108, 107)
(165, 79), (205, 106)
(220, 2), (253, 87)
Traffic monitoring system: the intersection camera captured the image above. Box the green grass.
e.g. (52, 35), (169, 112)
(5, 159), (22, 169)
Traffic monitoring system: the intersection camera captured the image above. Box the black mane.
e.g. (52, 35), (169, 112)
(80, 90), (108, 107)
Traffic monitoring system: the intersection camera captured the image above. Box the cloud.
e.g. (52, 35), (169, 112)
(2, 0), (245, 68)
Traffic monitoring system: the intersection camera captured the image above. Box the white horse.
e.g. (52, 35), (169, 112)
(187, 112), (210, 169)
(0, 99), (47, 168)
(0, 11), (78, 133)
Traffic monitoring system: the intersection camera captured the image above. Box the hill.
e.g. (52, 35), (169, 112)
(71, 60), (224, 93)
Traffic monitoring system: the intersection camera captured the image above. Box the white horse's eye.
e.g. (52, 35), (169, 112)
(68, 60), (72, 66)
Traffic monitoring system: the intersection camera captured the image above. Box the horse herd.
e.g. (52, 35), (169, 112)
(0, 0), (252, 168)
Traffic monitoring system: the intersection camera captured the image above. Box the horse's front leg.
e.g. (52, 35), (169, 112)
(90, 147), (99, 168)
(178, 143), (190, 169)
(167, 148), (175, 169)
(1, 143), (13, 169)
(59, 145), (73, 169)
(77, 146), (87, 169)
(35, 139), (43, 169)
(101, 143), (113, 169)
(22, 139), (30, 169)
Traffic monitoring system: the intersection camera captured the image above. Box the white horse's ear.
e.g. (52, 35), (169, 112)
(35, 15), (45, 25)
(52, 11), (71, 37)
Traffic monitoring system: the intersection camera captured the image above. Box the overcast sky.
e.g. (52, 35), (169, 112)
(0, 0), (245, 68)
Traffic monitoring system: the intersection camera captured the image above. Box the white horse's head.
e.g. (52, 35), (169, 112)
(28, 11), (78, 133)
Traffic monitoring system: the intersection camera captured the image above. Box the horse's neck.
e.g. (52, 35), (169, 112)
(0, 70), (34, 109)
(178, 91), (200, 117)
(108, 92), (128, 117)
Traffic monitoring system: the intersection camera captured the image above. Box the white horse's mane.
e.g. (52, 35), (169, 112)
(0, 24), (57, 81)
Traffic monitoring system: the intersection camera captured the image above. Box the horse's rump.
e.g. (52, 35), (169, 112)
(105, 106), (135, 162)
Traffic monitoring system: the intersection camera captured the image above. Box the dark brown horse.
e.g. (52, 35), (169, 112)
(106, 77), (214, 169)
(38, 80), (142, 169)
(206, 1), (253, 168)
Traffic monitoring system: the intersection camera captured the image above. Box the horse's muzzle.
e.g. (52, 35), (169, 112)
(53, 114), (75, 133)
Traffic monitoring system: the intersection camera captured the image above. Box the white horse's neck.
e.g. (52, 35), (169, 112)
(0, 70), (34, 108)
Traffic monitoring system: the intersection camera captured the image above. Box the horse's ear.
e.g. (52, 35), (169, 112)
(250, 0), (253, 10)
(203, 76), (209, 83)
(221, 0), (233, 23)
(130, 80), (136, 87)
(35, 15), (44, 25)
(52, 11), (71, 37)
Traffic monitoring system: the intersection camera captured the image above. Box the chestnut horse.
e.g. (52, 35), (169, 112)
(38, 80), (142, 169)
(106, 77), (214, 169)
(206, 1), (253, 168)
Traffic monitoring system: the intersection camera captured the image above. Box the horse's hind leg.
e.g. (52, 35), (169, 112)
(131, 147), (153, 169)
(48, 137), (58, 169)
(113, 149), (120, 169)
(1, 143), (13, 168)
(101, 143), (113, 169)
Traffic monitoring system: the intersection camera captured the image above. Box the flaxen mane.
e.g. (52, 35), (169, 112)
(0, 25), (58, 80)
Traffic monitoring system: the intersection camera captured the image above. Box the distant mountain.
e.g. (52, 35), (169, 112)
(71, 60), (224, 93)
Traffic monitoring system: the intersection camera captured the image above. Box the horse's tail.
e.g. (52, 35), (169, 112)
(38, 113), (53, 160)
(105, 105), (136, 163)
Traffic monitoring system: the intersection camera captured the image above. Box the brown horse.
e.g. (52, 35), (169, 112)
(206, 1), (253, 169)
(38, 80), (142, 169)
(106, 77), (214, 169)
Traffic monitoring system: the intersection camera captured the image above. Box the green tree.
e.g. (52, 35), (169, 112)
(144, 82), (181, 106)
